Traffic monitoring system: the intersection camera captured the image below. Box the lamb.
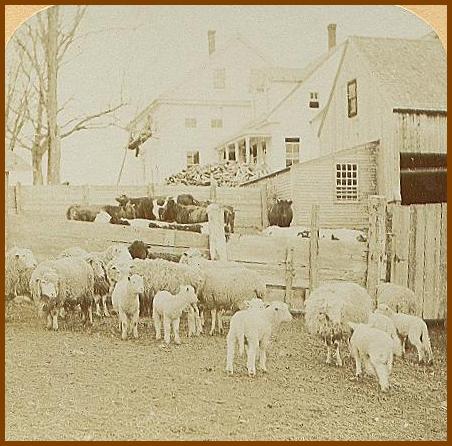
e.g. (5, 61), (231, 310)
(111, 274), (145, 340)
(377, 283), (418, 315)
(29, 257), (95, 330)
(304, 282), (373, 366)
(180, 250), (267, 336)
(367, 311), (402, 357)
(5, 247), (37, 300)
(226, 301), (293, 376)
(348, 322), (394, 392)
(128, 258), (204, 336)
(152, 285), (198, 345)
(376, 303), (433, 364)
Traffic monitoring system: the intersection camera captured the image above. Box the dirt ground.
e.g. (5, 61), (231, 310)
(5, 301), (447, 441)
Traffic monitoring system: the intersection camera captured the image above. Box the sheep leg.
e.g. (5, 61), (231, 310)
(46, 313), (52, 330)
(259, 336), (270, 373)
(88, 304), (93, 325)
(132, 310), (139, 339)
(246, 340), (258, 377)
(351, 346), (362, 378)
(335, 341), (343, 367)
(401, 336), (407, 358)
(94, 295), (102, 317)
(102, 294), (110, 317)
(172, 318), (181, 345)
(51, 309), (59, 331)
(163, 315), (172, 344)
(325, 343), (332, 365)
(119, 311), (128, 340)
(187, 307), (196, 338)
(153, 311), (162, 340)
(209, 309), (217, 336)
(408, 329), (425, 363)
(217, 309), (225, 335)
(225, 334), (235, 375)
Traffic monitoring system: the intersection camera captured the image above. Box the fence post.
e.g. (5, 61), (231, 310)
(284, 247), (295, 304)
(210, 179), (217, 202)
(309, 204), (320, 292)
(82, 184), (90, 205)
(260, 183), (269, 229)
(207, 203), (227, 260)
(367, 195), (387, 306)
(14, 182), (22, 215)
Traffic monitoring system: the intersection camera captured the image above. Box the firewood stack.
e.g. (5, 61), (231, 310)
(165, 161), (269, 187)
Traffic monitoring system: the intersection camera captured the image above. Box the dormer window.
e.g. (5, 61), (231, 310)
(213, 68), (226, 89)
(309, 92), (319, 108)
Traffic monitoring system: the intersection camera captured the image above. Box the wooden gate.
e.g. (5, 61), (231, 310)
(388, 203), (447, 319)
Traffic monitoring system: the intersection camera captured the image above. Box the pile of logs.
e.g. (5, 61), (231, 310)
(165, 161), (269, 187)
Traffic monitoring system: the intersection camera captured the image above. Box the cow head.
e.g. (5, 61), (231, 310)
(115, 194), (129, 207)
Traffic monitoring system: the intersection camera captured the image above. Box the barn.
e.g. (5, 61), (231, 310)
(242, 34), (447, 228)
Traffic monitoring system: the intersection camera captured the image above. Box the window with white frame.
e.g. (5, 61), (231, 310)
(185, 118), (197, 128)
(211, 118), (223, 128)
(336, 163), (358, 201)
(187, 151), (200, 167)
(285, 137), (300, 167)
(213, 68), (226, 89)
(309, 91), (319, 108)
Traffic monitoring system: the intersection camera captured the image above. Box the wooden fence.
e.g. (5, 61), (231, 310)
(387, 203), (447, 320)
(7, 184), (265, 233)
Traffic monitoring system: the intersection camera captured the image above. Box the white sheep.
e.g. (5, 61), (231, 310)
(29, 257), (95, 330)
(376, 303), (433, 364)
(226, 301), (293, 376)
(377, 282), (419, 315)
(180, 250), (267, 336)
(304, 282), (373, 367)
(348, 322), (394, 392)
(5, 247), (37, 300)
(58, 247), (111, 318)
(368, 311), (403, 357)
(153, 285), (198, 345)
(111, 274), (145, 340)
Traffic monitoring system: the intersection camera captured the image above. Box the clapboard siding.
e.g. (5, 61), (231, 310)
(7, 184), (263, 231)
(395, 111), (447, 154)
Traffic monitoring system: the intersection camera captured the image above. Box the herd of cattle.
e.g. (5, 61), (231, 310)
(66, 193), (236, 235)
(7, 235), (434, 390)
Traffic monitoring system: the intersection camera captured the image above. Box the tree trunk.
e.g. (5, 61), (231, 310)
(32, 149), (44, 185)
(46, 6), (61, 185)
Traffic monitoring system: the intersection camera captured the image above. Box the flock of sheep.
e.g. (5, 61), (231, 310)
(6, 244), (434, 391)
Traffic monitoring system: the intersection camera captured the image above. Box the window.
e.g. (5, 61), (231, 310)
(185, 118), (197, 128)
(285, 137), (300, 167)
(336, 163), (358, 201)
(187, 151), (200, 167)
(211, 118), (223, 128)
(213, 68), (226, 89)
(347, 79), (357, 117)
(309, 92), (319, 108)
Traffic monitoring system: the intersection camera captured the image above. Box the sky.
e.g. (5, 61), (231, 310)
(6, 5), (434, 185)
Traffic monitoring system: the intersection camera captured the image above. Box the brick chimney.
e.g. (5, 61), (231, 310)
(208, 30), (216, 55)
(328, 24), (337, 50)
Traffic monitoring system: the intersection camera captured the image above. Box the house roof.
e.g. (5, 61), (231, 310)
(350, 36), (447, 110)
(5, 150), (31, 172)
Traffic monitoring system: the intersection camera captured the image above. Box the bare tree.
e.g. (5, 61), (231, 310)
(6, 5), (126, 185)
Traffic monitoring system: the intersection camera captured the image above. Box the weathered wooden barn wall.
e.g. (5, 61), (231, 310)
(7, 184), (264, 232)
(387, 203), (447, 320)
(394, 110), (447, 154)
(242, 143), (378, 229)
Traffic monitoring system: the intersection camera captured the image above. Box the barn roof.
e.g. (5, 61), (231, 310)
(351, 36), (447, 110)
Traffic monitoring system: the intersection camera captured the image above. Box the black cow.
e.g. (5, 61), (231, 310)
(115, 194), (155, 220)
(268, 199), (293, 227)
(161, 198), (208, 224)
